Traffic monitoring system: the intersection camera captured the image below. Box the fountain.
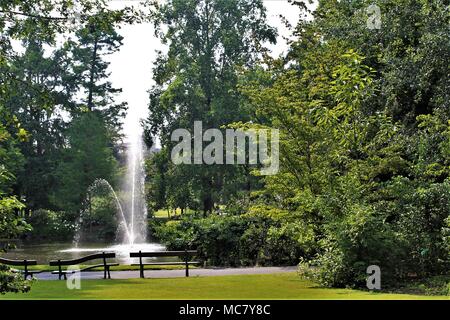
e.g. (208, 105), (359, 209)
(86, 178), (133, 244)
(64, 119), (164, 263)
(121, 129), (148, 244)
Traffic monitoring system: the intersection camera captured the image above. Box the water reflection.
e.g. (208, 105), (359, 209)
(2, 242), (166, 265)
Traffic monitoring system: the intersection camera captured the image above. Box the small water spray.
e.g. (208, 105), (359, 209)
(86, 179), (134, 244)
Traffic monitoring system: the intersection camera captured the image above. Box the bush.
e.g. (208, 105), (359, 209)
(155, 215), (250, 266)
(392, 179), (450, 276)
(153, 212), (314, 267)
(26, 209), (74, 241)
(238, 217), (273, 266)
(299, 203), (406, 288)
(299, 177), (450, 288)
(0, 193), (32, 294)
(0, 264), (31, 294)
(266, 222), (316, 265)
(79, 196), (118, 241)
(154, 219), (193, 249)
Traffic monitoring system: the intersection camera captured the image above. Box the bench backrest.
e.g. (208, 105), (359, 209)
(49, 252), (115, 266)
(130, 250), (197, 258)
(0, 257), (37, 266)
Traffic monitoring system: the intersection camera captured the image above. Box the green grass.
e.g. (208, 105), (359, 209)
(153, 208), (196, 219)
(1, 273), (448, 300)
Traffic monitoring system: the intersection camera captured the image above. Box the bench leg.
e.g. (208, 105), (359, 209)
(140, 265), (144, 279)
(107, 266), (111, 279)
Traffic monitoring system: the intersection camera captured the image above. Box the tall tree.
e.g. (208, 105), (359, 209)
(67, 14), (128, 140)
(5, 39), (74, 210)
(144, 0), (276, 214)
(0, 0), (141, 293)
(241, 0), (449, 287)
(0, 112), (31, 294)
(52, 112), (118, 219)
(0, 0), (68, 293)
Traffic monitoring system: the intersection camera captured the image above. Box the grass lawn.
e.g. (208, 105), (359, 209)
(153, 208), (196, 219)
(1, 273), (448, 300)
(152, 206), (225, 219)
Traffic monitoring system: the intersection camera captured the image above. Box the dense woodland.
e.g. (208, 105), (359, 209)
(0, 0), (449, 294)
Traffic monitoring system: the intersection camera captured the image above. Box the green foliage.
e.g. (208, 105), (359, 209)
(154, 210), (314, 266)
(79, 195), (119, 241)
(144, 0), (276, 215)
(0, 109), (31, 294)
(240, 0), (449, 288)
(52, 112), (118, 220)
(0, 264), (32, 295)
(266, 222), (316, 265)
(25, 209), (74, 241)
(299, 200), (406, 288)
(0, 197), (29, 246)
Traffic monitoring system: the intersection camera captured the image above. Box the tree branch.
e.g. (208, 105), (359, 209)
(0, 10), (69, 21)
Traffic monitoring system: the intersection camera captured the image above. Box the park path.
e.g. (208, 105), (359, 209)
(35, 266), (297, 280)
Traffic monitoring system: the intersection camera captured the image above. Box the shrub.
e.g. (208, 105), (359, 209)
(190, 215), (249, 266)
(299, 177), (450, 288)
(266, 222), (316, 265)
(299, 203), (407, 288)
(153, 212), (312, 267)
(0, 264), (31, 294)
(79, 196), (118, 241)
(26, 209), (74, 241)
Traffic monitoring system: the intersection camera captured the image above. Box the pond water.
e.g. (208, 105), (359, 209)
(2, 241), (168, 265)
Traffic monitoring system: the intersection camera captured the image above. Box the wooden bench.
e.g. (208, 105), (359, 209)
(130, 250), (199, 278)
(49, 252), (118, 280)
(0, 257), (42, 280)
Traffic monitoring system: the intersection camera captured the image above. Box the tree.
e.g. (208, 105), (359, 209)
(52, 112), (118, 220)
(66, 13), (128, 140)
(5, 38), (73, 210)
(145, 150), (169, 212)
(144, 0), (276, 215)
(242, 0), (449, 287)
(0, 0), (140, 294)
(308, 0), (450, 125)
(0, 109), (31, 294)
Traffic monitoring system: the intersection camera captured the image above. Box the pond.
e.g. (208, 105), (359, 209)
(2, 241), (168, 265)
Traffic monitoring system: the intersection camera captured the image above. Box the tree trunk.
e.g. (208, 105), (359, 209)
(203, 193), (213, 217)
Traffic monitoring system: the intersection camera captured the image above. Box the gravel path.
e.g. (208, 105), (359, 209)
(35, 266), (297, 280)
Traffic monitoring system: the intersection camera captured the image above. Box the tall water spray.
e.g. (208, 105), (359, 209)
(78, 122), (148, 245)
(121, 127), (148, 245)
